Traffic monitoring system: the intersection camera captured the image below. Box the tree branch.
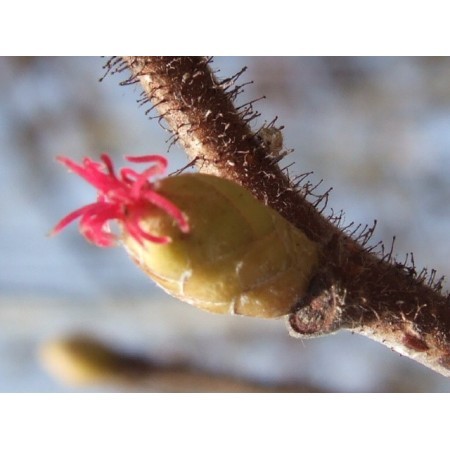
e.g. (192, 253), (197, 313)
(40, 334), (325, 392)
(113, 56), (450, 378)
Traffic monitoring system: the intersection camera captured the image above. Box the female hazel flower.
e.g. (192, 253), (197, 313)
(50, 154), (189, 246)
(52, 153), (320, 318)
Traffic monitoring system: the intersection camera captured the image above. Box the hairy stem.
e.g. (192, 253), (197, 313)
(117, 56), (450, 377)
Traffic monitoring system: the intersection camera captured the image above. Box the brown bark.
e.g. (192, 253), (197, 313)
(112, 56), (450, 377)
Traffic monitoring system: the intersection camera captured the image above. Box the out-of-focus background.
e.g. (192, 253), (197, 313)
(1, 56), (449, 392)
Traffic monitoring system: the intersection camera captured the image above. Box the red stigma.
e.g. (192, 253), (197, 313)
(51, 154), (190, 247)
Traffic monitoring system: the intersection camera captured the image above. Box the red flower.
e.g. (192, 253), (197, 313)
(50, 154), (190, 247)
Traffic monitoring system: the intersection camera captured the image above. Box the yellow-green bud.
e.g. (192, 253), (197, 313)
(123, 173), (320, 318)
(53, 154), (320, 319)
